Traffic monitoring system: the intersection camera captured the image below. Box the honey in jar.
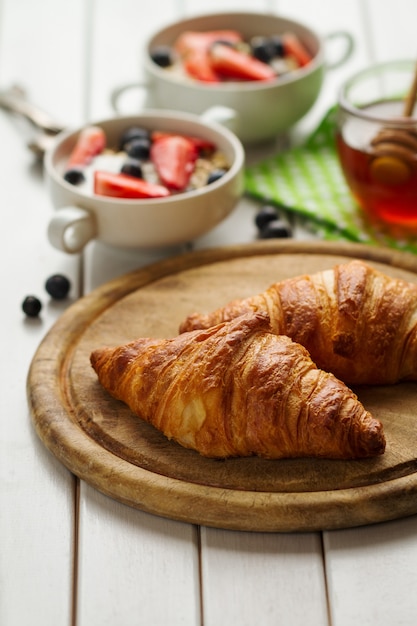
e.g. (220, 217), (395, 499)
(336, 99), (417, 234)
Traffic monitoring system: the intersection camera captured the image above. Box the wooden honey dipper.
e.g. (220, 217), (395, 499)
(370, 63), (417, 185)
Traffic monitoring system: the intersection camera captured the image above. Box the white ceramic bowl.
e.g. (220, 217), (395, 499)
(45, 111), (245, 253)
(112, 12), (353, 145)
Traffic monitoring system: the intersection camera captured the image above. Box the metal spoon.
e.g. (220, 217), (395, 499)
(0, 85), (65, 157)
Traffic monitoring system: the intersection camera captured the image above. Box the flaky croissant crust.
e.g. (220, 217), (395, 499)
(91, 312), (385, 460)
(179, 260), (417, 385)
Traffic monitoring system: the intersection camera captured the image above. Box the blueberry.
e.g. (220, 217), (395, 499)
(270, 35), (284, 57)
(254, 205), (278, 230)
(259, 219), (292, 239)
(250, 36), (276, 64)
(207, 169), (227, 184)
(22, 296), (42, 317)
(150, 45), (174, 68)
(121, 159), (143, 178)
(45, 274), (71, 300)
(63, 168), (85, 185)
(125, 137), (151, 160)
(119, 126), (150, 151)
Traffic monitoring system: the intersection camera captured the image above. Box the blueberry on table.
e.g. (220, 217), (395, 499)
(22, 296), (42, 317)
(63, 167), (85, 185)
(150, 45), (174, 68)
(207, 168), (227, 184)
(260, 219), (292, 239)
(121, 159), (143, 178)
(254, 204), (278, 230)
(119, 127), (150, 151)
(45, 274), (71, 300)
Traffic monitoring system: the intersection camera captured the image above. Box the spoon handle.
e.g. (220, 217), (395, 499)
(403, 62), (417, 118)
(0, 85), (65, 135)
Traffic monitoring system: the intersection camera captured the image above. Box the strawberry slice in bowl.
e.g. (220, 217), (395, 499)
(174, 30), (242, 83)
(151, 131), (215, 153)
(209, 43), (276, 82)
(174, 30), (243, 56)
(94, 170), (170, 199)
(151, 134), (198, 191)
(67, 126), (106, 168)
(282, 33), (313, 67)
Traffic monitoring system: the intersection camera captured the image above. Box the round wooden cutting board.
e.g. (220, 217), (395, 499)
(27, 240), (417, 532)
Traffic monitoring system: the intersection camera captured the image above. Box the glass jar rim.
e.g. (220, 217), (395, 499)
(338, 59), (417, 127)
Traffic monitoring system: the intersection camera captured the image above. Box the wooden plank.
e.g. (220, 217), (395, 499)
(201, 527), (328, 626)
(0, 143), (78, 625)
(0, 0), (85, 624)
(76, 485), (200, 626)
(183, 0), (278, 14)
(88, 0), (182, 120)
(0, 0), (86, 127)
(366, 0), (417, 63)
(324, 518), (417, 626)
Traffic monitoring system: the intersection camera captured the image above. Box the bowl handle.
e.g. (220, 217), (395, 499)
(200, 106), (239, 134)
(110, 80), (151, 114)
(48, 206), (97, 254)
(323, 31), (355, 70)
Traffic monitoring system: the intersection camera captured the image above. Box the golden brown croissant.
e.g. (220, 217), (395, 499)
(90, 312), (385, 460)
(179, 260), (417, 385)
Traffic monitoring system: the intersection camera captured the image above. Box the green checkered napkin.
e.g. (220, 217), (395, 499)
(244, 106), (417, 254)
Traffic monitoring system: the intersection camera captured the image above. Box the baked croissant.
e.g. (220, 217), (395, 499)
(179, 260), (417, 385)
(90, 312), (385, 460)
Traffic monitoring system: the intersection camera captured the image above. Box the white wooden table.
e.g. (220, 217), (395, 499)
(2, 1), (417, 624)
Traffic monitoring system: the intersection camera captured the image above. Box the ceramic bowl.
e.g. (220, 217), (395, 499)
(45, 111), (245, 253)
(112, 12), (353, 144)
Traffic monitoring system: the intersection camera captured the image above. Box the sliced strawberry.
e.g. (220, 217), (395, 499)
(151, 131), (215, 153)
(151, 135), (198, 191)
(183, 51), (221, 83)
(282, 33), (312, 67)
(94, 170), (170, 199)
(174, 30), (242, 56)
(174, 30), (242, 83)
(67, 126), (106, 168)
(209, 43), (276, 81)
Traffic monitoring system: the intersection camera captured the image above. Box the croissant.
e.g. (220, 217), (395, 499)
(179, 260), (417, 385)
(90, 312), (385, 460)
